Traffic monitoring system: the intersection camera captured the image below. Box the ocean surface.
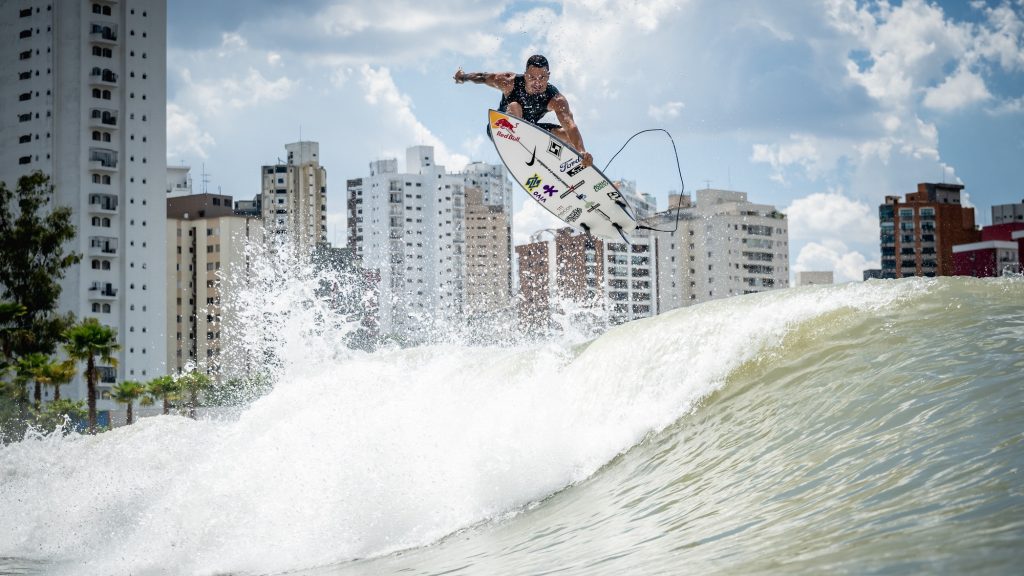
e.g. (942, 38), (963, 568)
(1, 276), (1022, 575)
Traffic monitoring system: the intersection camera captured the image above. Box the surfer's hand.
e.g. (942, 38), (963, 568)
(582, 152), (594, 168)
(454, 68), (465, 84)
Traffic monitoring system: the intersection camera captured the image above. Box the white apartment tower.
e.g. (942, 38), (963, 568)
(347, 146), (466, 341)
(650, 189), (789, 312)
(0, 0), (168, 406)
(261, 141), (327, 255)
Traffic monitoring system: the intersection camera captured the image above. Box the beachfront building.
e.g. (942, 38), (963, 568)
(952, 223), (1024, 277)
(879, 183), (981, 278)
(260, 141), (328, 256)
(796, 271), (834, 286)
(464, 187), (512, 323)
(166, 190), (263, 379)
(515, 227), (605, 332)
(346, 146), (467, 342)
(647, 189), (789, 313)
(0, 0), (168, 413)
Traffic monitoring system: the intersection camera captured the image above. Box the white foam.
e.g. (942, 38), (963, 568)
(0, 254), (930, 574)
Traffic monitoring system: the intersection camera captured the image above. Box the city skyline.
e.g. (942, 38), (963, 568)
(165, 0), (1024, 282)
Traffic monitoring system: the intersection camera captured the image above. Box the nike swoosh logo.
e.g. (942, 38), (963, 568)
(526, 147), (536, 166)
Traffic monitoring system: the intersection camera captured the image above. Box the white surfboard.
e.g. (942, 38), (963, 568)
(488, 109), (637, 241)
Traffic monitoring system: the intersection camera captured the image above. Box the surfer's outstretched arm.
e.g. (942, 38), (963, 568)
(549, 94), (593, 168)
(453, 69), (514, 94)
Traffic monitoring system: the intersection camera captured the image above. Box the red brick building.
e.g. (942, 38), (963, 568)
(879, 183), (981, 278)
(952, 223), (1024, 277)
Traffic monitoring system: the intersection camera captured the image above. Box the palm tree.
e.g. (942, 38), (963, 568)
(177, 371), (212, 419)
(15, 352), (48, 409)
(62, 318), (120, 432)
(37, 359), (76, 402)
(146, 375), (179, 415)
(111, 380), (145, 425)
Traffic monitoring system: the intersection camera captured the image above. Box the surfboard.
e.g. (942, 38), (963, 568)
(488, 109), (637, 241)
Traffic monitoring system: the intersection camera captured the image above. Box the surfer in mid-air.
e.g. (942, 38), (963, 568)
(454, 54), (593, 168)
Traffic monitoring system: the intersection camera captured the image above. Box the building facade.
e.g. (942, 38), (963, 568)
(649, 189), (789, 313)
(952, 223), (1024, 277)
(514, 227), (606, 332)
(1, 0), (168, 407)
(879, 183), (980, 278)
(167, 191), (263, 379)
(347, 146), (467, 341)
(464, 187), (512, 321)
(991, 200), (1024, 225)
(796, 271), (834, 286)
(261, 141), (327, 254)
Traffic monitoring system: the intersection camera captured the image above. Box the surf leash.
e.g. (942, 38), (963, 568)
(603, 128), (686, 234)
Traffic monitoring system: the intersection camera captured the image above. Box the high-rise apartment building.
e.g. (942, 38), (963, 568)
(464, 187), (511, 321)
(648, 189), (789, 313)
(347, 146), (467, 341)
(514, 227), (605, 332)
(261, 141), (327, 254)
(879, 183), (979, 278)
(1, 0), (168, 407)
(167, 190), (263, 379)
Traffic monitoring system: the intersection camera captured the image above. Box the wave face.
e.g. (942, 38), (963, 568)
(1, 277), (1022, 575)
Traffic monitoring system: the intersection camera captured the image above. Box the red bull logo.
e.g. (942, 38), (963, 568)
(493, 118), (518, 133)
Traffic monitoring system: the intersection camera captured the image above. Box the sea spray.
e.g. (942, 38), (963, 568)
(3, 274), (1019, 575)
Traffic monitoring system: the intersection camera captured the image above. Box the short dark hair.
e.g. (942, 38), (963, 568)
(526, 54), (549, 70)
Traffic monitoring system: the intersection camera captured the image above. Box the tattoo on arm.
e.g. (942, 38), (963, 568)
(462, 72), (488, 84)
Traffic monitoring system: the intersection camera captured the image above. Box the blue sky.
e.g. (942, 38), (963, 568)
(166, 0), (1024, 282)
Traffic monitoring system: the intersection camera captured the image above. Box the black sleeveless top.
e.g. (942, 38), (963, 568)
(499, 74), (560, 125)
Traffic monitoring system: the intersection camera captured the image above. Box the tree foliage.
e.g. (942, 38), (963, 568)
(0, 172), (80, 358)
(63, 318), (120, 432)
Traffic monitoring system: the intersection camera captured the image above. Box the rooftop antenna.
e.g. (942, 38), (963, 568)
(200, 163), (211, 195)
(703, 179), (712, 190)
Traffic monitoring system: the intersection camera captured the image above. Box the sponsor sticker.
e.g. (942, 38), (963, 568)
(560, 157), (581, 173)
(547, 141), (563, 158)
(525, 174), (542, 191)
(593, 181), (609, 192)
(492, 117), (520, 142)
(565, 207), (583, 223)
(567, 164), (585, 177)
(542, 184), (558, 197)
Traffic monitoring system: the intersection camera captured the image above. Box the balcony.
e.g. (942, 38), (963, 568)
(89, 236), (118, 257)
(90, 25), (118, 45)
(89, 194), (118, 213)
(89, 68), (118, 87)
(88, 282), (118, 300)
(89, 148), (118, 172)
(90, 109), (118, 128)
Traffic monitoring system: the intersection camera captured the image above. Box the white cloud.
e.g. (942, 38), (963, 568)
(359, 65), (469, 171)
(794, 240), (875, 283)
(750, 134), (822, 183)
(166, 103), (215, 160)
(648, 101), (684, 121)
(923, 66), (992, 111)
(986, 95), (1024, 115)
(178, 67), (295, 117)
(786, 192), (878, 244)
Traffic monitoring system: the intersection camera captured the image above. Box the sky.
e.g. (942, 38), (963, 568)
(165, 0), (1024, 283)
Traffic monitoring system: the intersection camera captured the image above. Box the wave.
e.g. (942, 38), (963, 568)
(1, 276), (1021, 575)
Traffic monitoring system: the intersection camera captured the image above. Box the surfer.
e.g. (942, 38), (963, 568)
(454, 55), (594, 168)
